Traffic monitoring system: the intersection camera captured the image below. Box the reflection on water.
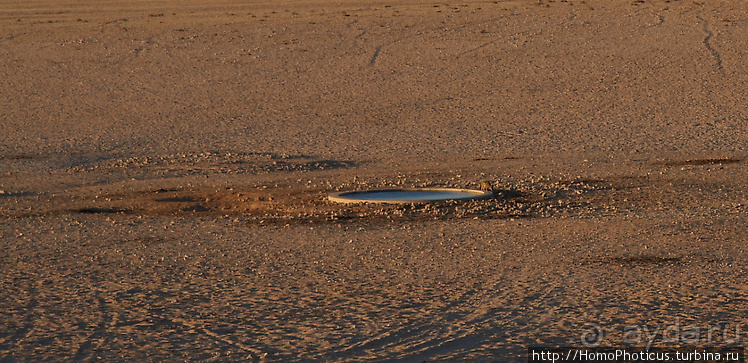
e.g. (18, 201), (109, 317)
(334, 189), (487, 202)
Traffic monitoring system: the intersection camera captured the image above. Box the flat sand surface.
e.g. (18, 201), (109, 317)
(1, 0), (747, 361)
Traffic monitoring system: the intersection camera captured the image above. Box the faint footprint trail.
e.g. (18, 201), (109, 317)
(696, 15), (724, 74)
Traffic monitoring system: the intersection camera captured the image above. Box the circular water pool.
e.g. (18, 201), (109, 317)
(328, 188), (493, 204)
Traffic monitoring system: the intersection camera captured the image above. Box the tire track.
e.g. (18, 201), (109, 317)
(72, 291), (115, 361)
(365, 12), (520, 67)
(456, 40), (499, 58)
(696, 15), (724, 74)
(368, 46), (382, 66)
(169, 317), (266, 359)
(326, 283), (521, 360)
(4, 283), (38, 348)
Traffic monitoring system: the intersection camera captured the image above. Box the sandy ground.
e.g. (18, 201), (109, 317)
(1, 0), (747, 361)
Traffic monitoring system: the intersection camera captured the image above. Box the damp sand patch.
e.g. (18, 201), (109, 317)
(1, 181), (619, 224)
(1, 175), (681, 224)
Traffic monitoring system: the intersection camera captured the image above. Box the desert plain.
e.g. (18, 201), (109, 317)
(1, 0), (747, 361)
